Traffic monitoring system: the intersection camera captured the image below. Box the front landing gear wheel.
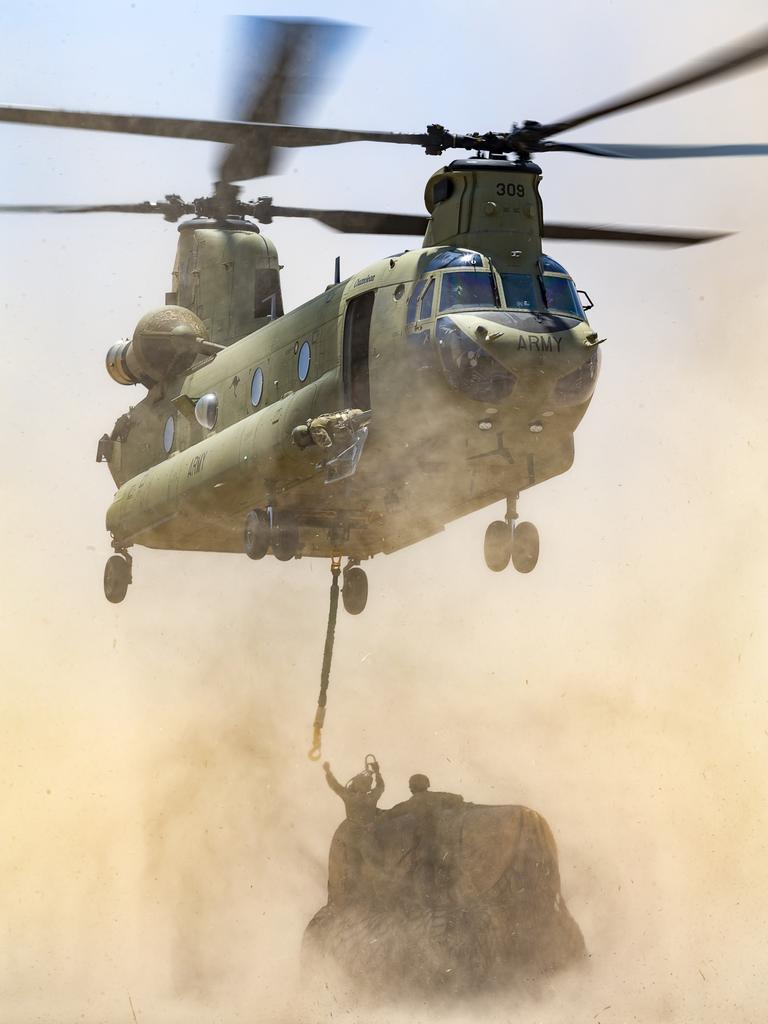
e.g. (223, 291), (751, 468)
(342, 565), (368, 615)
(104, 554), (131, 604)
(244, 509), (269, 560)
(511, 521), (539, 573)
(484, 520), (512, 572)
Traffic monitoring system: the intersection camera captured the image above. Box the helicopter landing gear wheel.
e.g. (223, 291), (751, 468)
(244, 509), (270, 560)
(342, 564), (368, 615)
(511, 521), (539, 573)
(104, 553), (132, 604)
(484, 520), (512, 572)
(271, 512), (299, 561)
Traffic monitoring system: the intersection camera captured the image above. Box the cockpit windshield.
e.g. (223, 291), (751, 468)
(439, 272), (497, 313)
(540, 275), (584, 318)
(500, 260), (586, 320)
(500, 274), (539, 311)
(407, 252), (587, 323)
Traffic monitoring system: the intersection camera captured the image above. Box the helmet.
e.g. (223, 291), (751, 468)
(409, 774), (430, 793)
(347, 772), (373, 794)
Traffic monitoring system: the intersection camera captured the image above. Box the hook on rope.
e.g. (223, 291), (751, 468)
(308, 710), (325, 761)
(307, 554), (343, 761)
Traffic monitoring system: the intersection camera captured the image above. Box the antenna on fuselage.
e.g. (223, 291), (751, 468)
(334, 256), (341, 285)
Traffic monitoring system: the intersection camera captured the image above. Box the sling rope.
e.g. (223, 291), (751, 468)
(308, 555), (342, 760)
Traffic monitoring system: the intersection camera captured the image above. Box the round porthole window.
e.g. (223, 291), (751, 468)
(297, 340), (311, 382)
(251, 367), (264, 407)
(195, 393), (218, 430)
(162, 414), (175, 453)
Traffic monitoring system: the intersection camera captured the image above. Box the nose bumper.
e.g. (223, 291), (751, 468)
(436, 310), (599, 405)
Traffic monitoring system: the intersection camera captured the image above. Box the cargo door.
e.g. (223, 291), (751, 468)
(342, 291), (374, 410)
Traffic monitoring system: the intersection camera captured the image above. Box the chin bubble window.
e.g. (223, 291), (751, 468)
(162, 415), (175, 453)
(251, 367), (264, 407)
(195, 393), (218, 430)
(297, 340), (311, 382)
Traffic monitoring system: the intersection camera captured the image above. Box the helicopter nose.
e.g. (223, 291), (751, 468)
(435, 310), (595, 404)
(443, 310), (592, 364)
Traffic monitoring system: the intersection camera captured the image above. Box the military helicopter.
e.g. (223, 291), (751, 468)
(2, 18), (767, 615)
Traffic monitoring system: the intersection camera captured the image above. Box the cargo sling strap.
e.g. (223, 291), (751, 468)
(308, 555), (342, 760)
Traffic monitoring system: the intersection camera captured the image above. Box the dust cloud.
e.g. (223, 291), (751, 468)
(2, 394), (768, 1024)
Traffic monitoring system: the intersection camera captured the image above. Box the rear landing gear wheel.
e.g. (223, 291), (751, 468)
(511, 521), (539, 573)
(484, 520), (512, 572)
(271, 512), (299, 561)
(244, 509), (269, 560)
(342, 565), (368, 615)
(104, 554), (131, 604)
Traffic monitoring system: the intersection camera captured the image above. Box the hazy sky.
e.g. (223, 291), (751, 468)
(1, 3), (767, 1022)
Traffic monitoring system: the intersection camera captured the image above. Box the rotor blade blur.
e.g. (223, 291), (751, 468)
(0, 202), (178, 214)
(543, 141), (768, 159)
(265, 206), (429, 235)
(542, 223), (731, 246)
(539, 25), (768, 138)
(220, 16), (360, 181)
(0, 104), (429, 150)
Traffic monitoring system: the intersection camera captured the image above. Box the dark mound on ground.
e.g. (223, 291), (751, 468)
(304, 801), (586, 998)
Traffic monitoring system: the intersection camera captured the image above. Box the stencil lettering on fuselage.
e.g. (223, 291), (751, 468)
(516, 334), (563, 352)
(187, 452), (207, 478)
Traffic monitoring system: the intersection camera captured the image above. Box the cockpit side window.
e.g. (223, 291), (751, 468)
(407, 278), (436, 323)
(420, 279), (435, 319)
(439, 272), (498, 313)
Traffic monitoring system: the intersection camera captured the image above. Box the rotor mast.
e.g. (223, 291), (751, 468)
(424, 158), (544, 273)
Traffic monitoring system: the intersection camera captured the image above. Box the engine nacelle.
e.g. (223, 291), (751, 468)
(106, 306), (210, 386)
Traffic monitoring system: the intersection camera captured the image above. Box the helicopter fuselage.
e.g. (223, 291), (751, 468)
(100, 159), (600, 563)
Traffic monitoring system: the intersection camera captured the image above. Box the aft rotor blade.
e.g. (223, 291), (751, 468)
(220, 16), (360, 181)
(542, 222), (731, 247)
(0, 104), (429, 151)
(271, 208), (730, 245)
(0, 200), (732, 247)
(543, 141), (768, 159)
(539, 25), (768, 138)
(266, 205), (429, 235)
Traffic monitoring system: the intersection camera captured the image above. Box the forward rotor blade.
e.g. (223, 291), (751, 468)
(543, 141), (768, 159)
(0, 104), (429, 151)
(0, 201), (180, 215)
(265, 205), (429, 235)
(539, 25), (768, 138)
(221, 16), (360, 181)
(542, 222), (731, 247)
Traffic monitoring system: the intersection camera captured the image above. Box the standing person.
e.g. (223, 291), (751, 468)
(387, 774), (464, 904)
(323, 759), (385, 822)
(387, 774), (463, 817)
(323, 759), (385, 887)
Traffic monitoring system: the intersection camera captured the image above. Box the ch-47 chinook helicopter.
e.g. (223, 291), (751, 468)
(2, 18), (767, 614)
